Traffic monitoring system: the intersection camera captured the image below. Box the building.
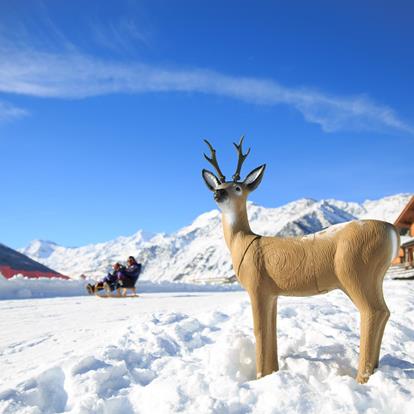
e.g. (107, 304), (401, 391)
(0, 243), (68, 279)
(393, 196), (414, 268)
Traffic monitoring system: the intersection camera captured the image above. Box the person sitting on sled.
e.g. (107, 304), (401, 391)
(86, 262), (125, 294)
(116, 256), (142, 290)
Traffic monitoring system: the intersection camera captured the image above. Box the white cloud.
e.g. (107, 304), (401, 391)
(91, 18), (150, 52)
(0, 99), (28, 123)
(0, 45), (411, 134)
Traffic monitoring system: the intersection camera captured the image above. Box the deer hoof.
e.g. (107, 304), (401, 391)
(356, 371), (371, 384)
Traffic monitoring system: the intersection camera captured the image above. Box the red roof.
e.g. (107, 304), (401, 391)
(0, 243), (69, 280)
(0, 265), (69, 280)
(394, 196), (414, 229)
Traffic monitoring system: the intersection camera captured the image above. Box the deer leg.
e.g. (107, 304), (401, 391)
(356, 303), (390, 384)
(340, 264), (390, 384)
(270, 297), (278, 372)
(372, 295), (390, 370)
(250, 293), (278, 378)
(345, 281), (390, 384)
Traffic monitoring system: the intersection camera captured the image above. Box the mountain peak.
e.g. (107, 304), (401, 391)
(20, 240), (60, 260)
(19, 193), (411, 282)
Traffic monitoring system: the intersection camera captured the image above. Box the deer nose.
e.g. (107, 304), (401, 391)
(214, 189), (227, 202)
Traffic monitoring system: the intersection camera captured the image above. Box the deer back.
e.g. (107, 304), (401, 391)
(235, 220), (397, 297)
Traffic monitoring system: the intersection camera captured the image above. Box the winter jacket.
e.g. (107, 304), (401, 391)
(121, 263), (142, 283)
(102, 266), (125, 285)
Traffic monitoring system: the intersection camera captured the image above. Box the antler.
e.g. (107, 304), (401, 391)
(203, 139), (226, 183)
(232, 135), (251, 181)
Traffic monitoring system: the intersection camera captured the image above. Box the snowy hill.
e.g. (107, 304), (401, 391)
(20, 194), (412, 283)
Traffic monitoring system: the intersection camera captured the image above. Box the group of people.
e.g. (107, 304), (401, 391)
(86, 256), (142, 295)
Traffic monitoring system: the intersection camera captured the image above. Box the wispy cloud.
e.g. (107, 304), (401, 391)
(0, 42), (412, 134)
(0, 99), (28, 123)
(91, 18), (150, 53)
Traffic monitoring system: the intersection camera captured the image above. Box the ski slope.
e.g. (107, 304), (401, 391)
(1, 281), (414, 413)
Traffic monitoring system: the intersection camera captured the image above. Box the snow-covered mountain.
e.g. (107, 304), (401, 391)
(20, 194), (412, 283)
(20, 230), (154, 280)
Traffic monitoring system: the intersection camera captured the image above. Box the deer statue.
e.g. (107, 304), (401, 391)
(201, 137), (399, 384)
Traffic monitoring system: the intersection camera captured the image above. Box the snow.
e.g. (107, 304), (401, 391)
(0, 274), (239, 300)
(360, 194), (411, 222)
(19, 194), (412, 283)
(0, 274), (87, 300)
(1, 281), (414, 413)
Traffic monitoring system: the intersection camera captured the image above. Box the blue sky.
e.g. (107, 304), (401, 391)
(0, 0), (413, 249)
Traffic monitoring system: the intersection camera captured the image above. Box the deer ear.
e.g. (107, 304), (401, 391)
(202, 169), (220, 191)
(244, 164), (266, 192)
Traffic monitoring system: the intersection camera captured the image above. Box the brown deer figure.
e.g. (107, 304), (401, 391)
(201, 137), (399, 384)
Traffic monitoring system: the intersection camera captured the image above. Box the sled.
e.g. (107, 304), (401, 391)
(87, 278), (140, 298)
(98, 294), (140, 298)
(96, 287), (139, 298)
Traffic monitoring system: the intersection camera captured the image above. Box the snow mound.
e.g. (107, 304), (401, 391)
(0, 274), (240, 300)
(0, 282), (413, 413)
(0, 274), (86, 300)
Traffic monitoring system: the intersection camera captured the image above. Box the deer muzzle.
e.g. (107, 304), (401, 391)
(214, 189), (228, 203)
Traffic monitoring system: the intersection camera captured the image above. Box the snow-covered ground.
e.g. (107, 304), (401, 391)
(0, 274), (239, 301)
(1, 280), (413, 413)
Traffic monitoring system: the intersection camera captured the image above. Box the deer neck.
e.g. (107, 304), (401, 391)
(222, 202), (254, 252)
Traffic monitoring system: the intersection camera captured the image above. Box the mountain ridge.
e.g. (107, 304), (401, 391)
(19, 193), (412, 283)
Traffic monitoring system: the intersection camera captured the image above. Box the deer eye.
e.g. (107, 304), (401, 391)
(235, 186), (241, 192)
